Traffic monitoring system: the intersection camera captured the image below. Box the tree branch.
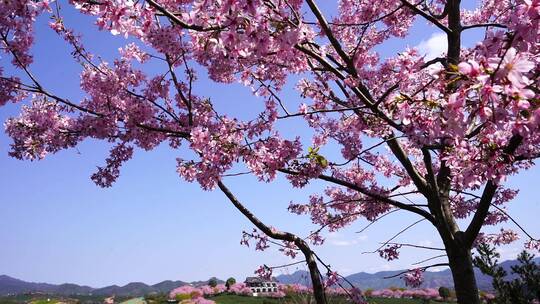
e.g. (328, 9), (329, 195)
(412, 254), (447, 265)
(217, 181), (328, 304)
(383, 263), (449, 279)
(461, 23), (507, 31)
(280, 168), (436, 224)
(463, 134), (523, 246)
(386, 136), (429, 194)
(400, 0), (451, 34)
(385, 242), (446, 251)
(363, 218), (427, 253)
(304, 0), (355, 75)
(146, 0), (225, 31)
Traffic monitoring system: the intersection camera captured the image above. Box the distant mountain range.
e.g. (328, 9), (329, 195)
(276, 269), (469, 290)
(0, 276), (222, 297)
(1, 257), (537, 296)
(276, 257), (540, 290)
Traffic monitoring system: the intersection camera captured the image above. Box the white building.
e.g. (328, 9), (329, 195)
(244, 277), (278, 296)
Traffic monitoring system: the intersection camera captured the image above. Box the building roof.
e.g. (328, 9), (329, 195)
(244, 277), (276, 283)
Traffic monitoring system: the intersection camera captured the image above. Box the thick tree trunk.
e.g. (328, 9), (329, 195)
(298, 244), (327, 304)
(448, 246), (480, 304)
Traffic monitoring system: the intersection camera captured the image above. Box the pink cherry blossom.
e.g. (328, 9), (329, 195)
(119, 43), (149, 63)
(1, 1), (539, 303)
(378, 244), (401, 261)
(491, 47), (535, 88)
(403, 268), (424, 288)
(254, 265), (272, 280)
(525, 239), (540, 252)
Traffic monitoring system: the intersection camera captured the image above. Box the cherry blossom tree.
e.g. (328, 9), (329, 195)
(1, 0), (539, 304)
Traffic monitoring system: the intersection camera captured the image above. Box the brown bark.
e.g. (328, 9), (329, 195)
(431, 192), (481, 304)
(447, 245), (480, 304)
(296, 240), (328, 304)
(217, 181), (328, 304)
(446, 0), (462, 65)
(441, 2), (480, 302)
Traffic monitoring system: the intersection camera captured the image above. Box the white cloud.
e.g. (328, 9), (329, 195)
(326, 232), (368, 246)
(416, 32), (448, 60)
(391, 184), (425, 203)
(327, 232), (340, 238)
(368, 263), (396, 272)
(357, 234), (369, 241)
(330, 239), (358, 246)
(498, 246), (522, 261)
(327, 232), (353, 246)
(429, 266), (449, 272)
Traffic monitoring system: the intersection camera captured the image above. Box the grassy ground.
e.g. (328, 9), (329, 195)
(210, 295), (279, 304)
(210, 294), (452, 304)
(0, 295), (125, 304)
(366, 298), (450, 303)
(0, 294), (454, 304)
(0, 299), (60, 304)
(209, 294), (348, 304)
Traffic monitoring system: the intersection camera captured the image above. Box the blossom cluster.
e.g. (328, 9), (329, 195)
(1, 0), (539, 294)
(168, 282), (500, 304)
(2, 0), (537, 216)
(168, 282), (366, 303)
(369, 288), (440, 300)
(475, 229), (520, 247)
(169, 283), (284, 300)
(367, 287), (497, 302)
(0, 0), (51, 66)
(403, 268), (425, 288)
(378, 244), (401, 261)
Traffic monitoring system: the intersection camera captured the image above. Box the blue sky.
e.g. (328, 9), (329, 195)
(1, 1), (539, 288)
